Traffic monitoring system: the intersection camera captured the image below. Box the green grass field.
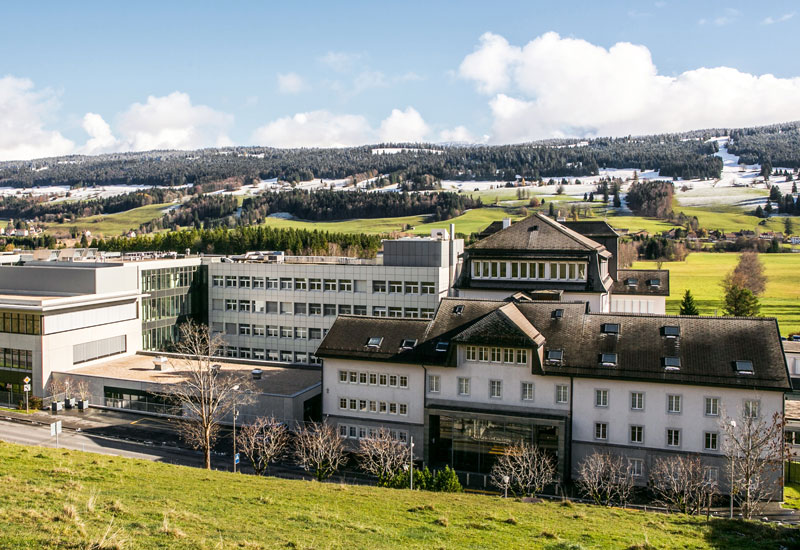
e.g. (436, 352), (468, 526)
(0, 442), (796, 550)
(633, 252), (800, 336)
(44, 203), (174, 238)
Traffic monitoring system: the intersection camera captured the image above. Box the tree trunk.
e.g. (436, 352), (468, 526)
(204, 430), (212, 470)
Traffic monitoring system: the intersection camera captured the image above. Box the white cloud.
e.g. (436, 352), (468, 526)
(320, 51), (362, 73)
(762, 12), (795, 24)
(116, 92), (233, 151)
(379, 107), (430, 143)
(0, 76), (75, 161)
(352, 71), (388, 94)
(277, 72), (308, 94)
(458, 31), (800, 143)
(252, 110), (374, 148)
(80, 112), (119, 154)
(438, 125), (476, 143)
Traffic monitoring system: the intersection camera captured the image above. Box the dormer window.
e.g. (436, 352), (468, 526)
(453, 305), (464, 315)
(435, 341), (449, 353)
(662, 356), (681, 370)
(546, 349), (563, 364)
(734, 360), (754, 375)
(647, 279), (661, 288)
(400, 339), (417, 350)
(601, 323), (620, 335)
(625, 278), (637, 287)
(366, 337), (383, 348)
(600, 353), (617, 366)
(552, 309), (564, 319)
(661, 326), (680, 338)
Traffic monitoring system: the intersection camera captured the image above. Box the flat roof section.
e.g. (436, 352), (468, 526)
(62, 354), (321, 397)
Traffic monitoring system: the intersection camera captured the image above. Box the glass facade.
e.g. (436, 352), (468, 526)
(141, 264), (207, 351)
(0, 312), (41, 335)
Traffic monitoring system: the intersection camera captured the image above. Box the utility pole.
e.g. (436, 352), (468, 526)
(232, 385), (240, 473)
(409, 437), (415, 491)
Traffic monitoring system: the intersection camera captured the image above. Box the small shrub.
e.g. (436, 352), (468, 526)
(408, 504), (435, 513)
(546, 543), (586, 550)
(505, 516), (518, 525)
(433, 466), (462, 493)
(560, 500), (574, 508)
(434, 517), (449, 527)
(541, 531), (557, 539)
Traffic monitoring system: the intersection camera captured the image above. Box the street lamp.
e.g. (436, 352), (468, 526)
(232, 384), (240, 473)
(729, 420), (736, 519)
(503, 475), (510, 498)
(409, 437), (415, 491)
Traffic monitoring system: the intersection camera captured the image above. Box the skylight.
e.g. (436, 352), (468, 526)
(400, 339), (417, 349)
(662, 356), (681, 370)
(546, 349), (563, 363)
(600, 353), (617, 366)
(647, 279), (661, 288)
(661, 326), (680, 338)
(435, 341), (449, 352)
(453, 305), (464, 315)
(734, 360), (754, 375)
(552, 309), (564, 319)
(625, 278), (638, 287)
(601, 323), (620, 335)
(366, 337), (383, 348)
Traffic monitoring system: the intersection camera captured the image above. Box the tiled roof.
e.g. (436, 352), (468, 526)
(317, 298), (790, 391)
(612, 269), (670, 296)
(561, 220), (619, 238)
(316, 316), (429, 362)
(784, 341), (800, 353)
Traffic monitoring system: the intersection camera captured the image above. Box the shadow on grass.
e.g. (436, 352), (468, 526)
(704, 517), (800, 550)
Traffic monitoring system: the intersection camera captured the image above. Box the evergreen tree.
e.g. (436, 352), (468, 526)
(679, 289), (699, 315)
(760, 160), (773, 180)
(785, 217), (794, 236)
(548, 202), (555, 217)
(723, 285), (761, 317)
(613, 190), (621, 208)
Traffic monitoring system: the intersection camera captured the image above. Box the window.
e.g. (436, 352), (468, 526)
(478, 347), (488, 362)
(735, 360), (754, 375)
(667, 395), (682, 414)
(601, 323), (620, 335)
(399, 404), (408, 415)
(240, 348), (252, 359)
(339, 398), (347, 410)
(294, 302), (307, 315)
(595, 389), (608, 408)
(453, 304), (464, 315)
(662, 356), (681, 370)
(379, 374), (387, 386)
(280, 326), (292, 338)
(267, 278), (278, 290)
(369, 373), (377, 385)
(338, 279), (352, 292)
(309, 278), (322, 291)
(379, 402), (387, 413)
(349, 426), (357, 438)
(400, 339), (417, 350)
(388, 307), (403, 318)
(354, 305), (367, 316)
(458, 377), (471, 396)
(323, 304), (336, 316)
(421, 282), (435, 294)
(309, 328), (322, 339)
(704, 432), (718, 451)
(667, 429), (681, 447)
(662, 326), (680, 338)
(600, 353), (617, 366)
(323, 279), (336, 291)
(225, 299), (237, 311)
(489, 380), (503, 399)
(595, 422), (608, 440)
(349, 399), (357, 410)
(225, 276), (237, 288)
(253, 326), (265, 337)
(630, 425), (644, 444)
(521, 382), (534, 401)
(239, 300), (252, 312)
(267, 325), (278, 337)
(212, 299), (223, 311)
(629, 459), (643, 477)
(389, 403), (397, 415)
(389, 281), (403, 293)
(338, 304), (352, 315)
(744, 400), (760, 418)
(276, 278), (291, 290)
(490, 347), (501, 362)
(239, 324), (251, 336)
(466, 346), (476, 361)
(212, 275), (223, 287)
(705, 397), (719, 417)
(428, 374), (440, 393)
(366, 337), (383, 348)
(309, 303), (322, 315)
(404, 281), (419, 294)
(372, 280), (386, 293)
(254, 349), (265, 361)
(387, 375), (397, 387)
(704, 467), (719, 483)
(294, 327), (307, 339)
(556, 385), (569, 404)
(421, 308), (434, 319)
(546, 349), (563, 364)
(369, 401), (377, 413)
(372, 306), (387, 317)
(552, 309), (564, 319)
(630, 392), (644, 411)
(435, 341), (449, 353)
(294, 278), (307, 290)
(516, 349), (528, 364)
(339, 371), (348, 383)
(252, 278), (265, 289)
(238, 276), (251, 288)
(279, 302), (292, 315)
(265, 301), (278, 314)
(503, 348), (514, 363)
(399, 376), (408, 388)
(359, 400), (367, 412)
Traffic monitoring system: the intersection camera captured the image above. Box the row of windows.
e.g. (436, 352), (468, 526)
(471, 260), (587, 282)
(212, 276), (436, 295)
(593, 391), (756, 418)
(465, 346), (528, 365)
(593, 422), (720, 451)
(143, 325), (179, 351)
(0, 348), (33, 370)
(0, 312), (41, 335)
(142, 295), (193, 322)
(427, 375), (569, 404)
(338, 424), (409, 443)
(621, 458), (718, 480)
(212, 300), (435, 319)
(338, 370), (409, 388)
(215, 323), (329, 340)
(214, 347), (320, 364)
(338, 397), (408, 416)
(142, 266), (199, 292)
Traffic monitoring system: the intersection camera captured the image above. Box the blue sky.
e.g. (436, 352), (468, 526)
(2, 0), (800, 159)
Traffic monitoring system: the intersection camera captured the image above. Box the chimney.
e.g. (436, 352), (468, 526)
(251, 369), (263, 380)
(502, 218), (511, 229)
(153, 356), (167, 371)
(449, 223), (455, 240)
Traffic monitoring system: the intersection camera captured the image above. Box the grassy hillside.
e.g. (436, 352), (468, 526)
(44, 203), (173, 238)
(0, 442), (796, 550)
(633, 252), (800, 336)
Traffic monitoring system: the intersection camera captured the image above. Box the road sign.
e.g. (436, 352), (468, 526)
(23, 384), (31, 392)
(234, 453), (240, 465)
(50, 421), (62, 437)
(23, 376), (30, 384)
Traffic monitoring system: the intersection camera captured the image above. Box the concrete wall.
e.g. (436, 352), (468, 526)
(0, 264), (135, 295)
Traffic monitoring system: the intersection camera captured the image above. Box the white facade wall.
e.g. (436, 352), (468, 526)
(610, 295), (666, 315)
(786, 351), (800, 377)
(457, 288), (608, 312)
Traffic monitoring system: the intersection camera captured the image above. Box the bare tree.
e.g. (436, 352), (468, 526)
(45, 378), (68, 404)
(294, 422), (346, 481)
(236, 416), (289, 476)
(617, 241), (639, 269)
(163, 321), (250, 470)
(730, 250), (767, 296)
(490, 443), (556, 497)
(357, 428), (408, 487)
(576, 452), (635, 506)
(74, 380), (92, 402)
(649, 455), (718, 515)
(719, 408), (785, 519)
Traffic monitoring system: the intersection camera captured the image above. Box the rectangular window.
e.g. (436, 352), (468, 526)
(225, 276), (237, 287)
(595, 389), (608, 408)
(667, 429), (681, 447)
(239, 300), (252, 312)
(309, 278), (322, 291)
(349, 399), (357, 410)
(294, 302), (307, 315)
(239, 348), (251, 359)
(388, 307), (402, 318)
(280, 278), (292, 290)
(358, 372), (367, 385)
(477, 347), (488, 362)
(428, 374), (440, 393)
(556, 385), (569, 404)
(267, 325), (278, 337)
(705, 397), (719, 416)
(630, 425), (644, 444)
(349, 371), (358, 384)
(630, 459), (643, 477)
(389, 403), (397, 415)
(308, 328), (322, 340)
(354, 305), (367, 316)
(339, 371), (348, 383)
(253, 277), (265, 289)
(704, 432), (718, 451)
(294, 327), (307, 339)
(404, 281), (419, 294)
(388, 281), (403, 293)
(238, 276), (251, 288)
(308, 303), (322, 315)
(489, 380), (503, 399)
(504, 348), (514, 363)
(323, 279), (336, 291)
(359, 400), (367, 412)
(323, 304), (336, 316)
(458, 377), (470, 396)
(399, 403), (408, 416)
(667, 394), (682, 414)
(421, 282), (435, 294)
(267, 278), (278, 290)
(490, 347), (501, 362)
(399, 376), (408, 388)
(265, 301), (278, 314)
(388, 375), (398, 387)
(516, 349), (528, 364)
(294, 278), (307, 290)
(420, 308), (434, 319)
(339, 398), (347, 410)
(466, 346), (476, 361)
(630, 392), (644, 411)
(369, 401), (377, 413)
(372, 280), (386, 293)
(595, 422), (608, 440)
(280, 326), (292, 338)
(744, 400), (760, 418)
(521, 382), (534, 401)
(372, 306), (387, 317)
(212, 275), (223, 287)
(404, 307), (419, 318)
(338, 304), (352, 315)
(379, 374), (387, 386)
(369, 373), (377, 385)
(349, 426), (357, 438)
(279, 302), (292, 315)
(379, 402), (387, 413)
(338, 279), (352, 292)
(225, 299), (237, 311)
(238, 324), (251, 336)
